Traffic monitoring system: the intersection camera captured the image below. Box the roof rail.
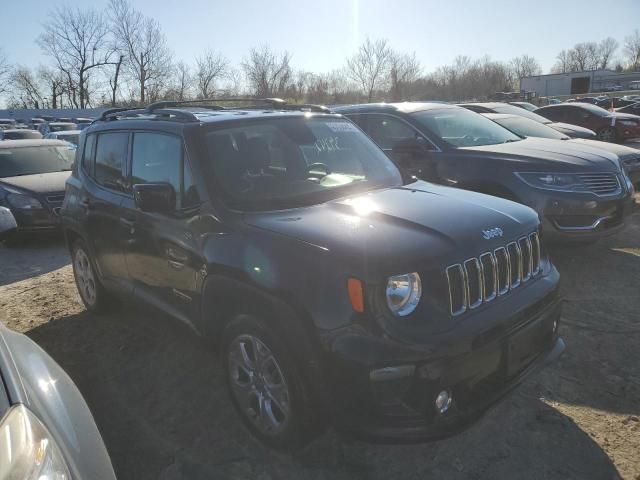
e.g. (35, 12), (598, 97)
(97, 107), (137, 121)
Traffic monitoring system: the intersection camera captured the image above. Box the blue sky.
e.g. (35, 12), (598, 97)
(1, 0), (639, 73)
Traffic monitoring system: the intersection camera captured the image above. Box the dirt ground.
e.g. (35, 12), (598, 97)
(1, 205), (639, 480)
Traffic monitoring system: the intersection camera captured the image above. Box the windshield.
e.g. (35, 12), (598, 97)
(412, 108), (521, 147)
(0, 145), (75, 177)
(490, 116), (568, 140)
(490, 104), (552, 124)
(203, 117), (402, 210)
(49, 123), (76, 132)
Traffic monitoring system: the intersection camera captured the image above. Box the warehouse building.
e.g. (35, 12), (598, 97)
(520, 69), (640, 97)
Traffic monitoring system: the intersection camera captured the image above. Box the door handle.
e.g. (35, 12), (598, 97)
(166, 247), (188, 270)
(119, 218), (136, 235)
(80, 199), (94, 210)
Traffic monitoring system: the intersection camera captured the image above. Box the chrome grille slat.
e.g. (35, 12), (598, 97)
(447, 230), (542, 316)
(463, 258), (483, 309)
(577, 173), (621, 196)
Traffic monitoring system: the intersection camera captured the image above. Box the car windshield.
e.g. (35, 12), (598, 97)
(57, 133), (80, 145)
(490, 116), (568, 140)
(0, 145), (75, 177)
(412, 108), (521, 147)
(49, 123), (76, 132)
(490, 104), (552, 124)
(203, 117), (403, 210)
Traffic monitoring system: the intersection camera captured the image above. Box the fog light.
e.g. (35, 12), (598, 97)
(553, 319), (558, 333)
(435, 390), (452, 414)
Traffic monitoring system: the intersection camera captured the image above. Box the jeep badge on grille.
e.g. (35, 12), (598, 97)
(482, 227), (503, 240)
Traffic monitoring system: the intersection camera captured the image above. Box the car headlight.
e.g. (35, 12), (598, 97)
(6, 193), (43, 210)
(385, 272), (422, 316)
(515, 172), (586, 192)
(0, 404), (71, 479)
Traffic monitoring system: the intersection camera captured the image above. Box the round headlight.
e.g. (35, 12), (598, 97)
(385, 272), (422, 316)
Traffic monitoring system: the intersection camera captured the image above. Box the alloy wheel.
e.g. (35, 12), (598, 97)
(228, 334), (291, 435)
(74, 248), (97, 306)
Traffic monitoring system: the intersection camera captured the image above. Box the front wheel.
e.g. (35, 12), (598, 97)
(222, 315), (320, 450)
(597, 127), (617, 142)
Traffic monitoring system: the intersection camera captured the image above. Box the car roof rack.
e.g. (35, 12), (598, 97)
(97, 98), (331, 123)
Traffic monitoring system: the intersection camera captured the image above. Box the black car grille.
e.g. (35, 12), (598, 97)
(446, 232), (541, 316)
(577, 173), (621, 196)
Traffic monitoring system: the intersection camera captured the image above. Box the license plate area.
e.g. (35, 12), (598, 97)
(505, 318), (550, 377)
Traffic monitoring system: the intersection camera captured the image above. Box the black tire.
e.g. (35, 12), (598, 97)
(71, 238), (111, 312)
(597, 127), (617, 143)
(221, 314), (320, 451)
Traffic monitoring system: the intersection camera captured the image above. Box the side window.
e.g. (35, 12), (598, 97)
(131, 133), (200, 210)
(82, 134), (96, 175)
(95, 132), (128, 191)
(365, 115), (421, 150)
(347, 114), (368, 131)
(543, 107), (565, 122)
(131, 133), (181, 195)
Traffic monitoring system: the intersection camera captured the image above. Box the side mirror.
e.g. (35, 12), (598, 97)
(133, 183), (176, 213)
(392, 137), (430, 156)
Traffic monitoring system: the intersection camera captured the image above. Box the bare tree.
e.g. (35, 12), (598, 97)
(242, 45), (292, 97)
(109, 0), (173, 105)
(0, 49), (10, 97)
(37, 5), (115, 108)
(510, 55), (542, 79)
(569, 43), (593, 71)
(389, 51), (422, 101)
(108, 55), (125, 106)
(346, 38), (392, 102)
(597, 37), (618, 70)
(171, 61), (193, 100)
(624, 30), (640, 71)
(195, 49), (228, 98)
(38, 67), (67, 109)
(8, 67), (45, 109)
(552, 50), (571, 73)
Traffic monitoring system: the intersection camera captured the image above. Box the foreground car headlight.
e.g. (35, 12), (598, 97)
(0, 404), (71, 479)
(386, 272), (422, 316)
(515, 172), (585, 192)
(6, 193), (43, 210)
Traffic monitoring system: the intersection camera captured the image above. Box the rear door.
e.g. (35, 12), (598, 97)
(78, 131), (131, 290)
(120, 131), (202, 320)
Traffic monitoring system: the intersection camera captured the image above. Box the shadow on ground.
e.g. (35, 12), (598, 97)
(0, 236), (69, 286)
(28, 301), (621, 480)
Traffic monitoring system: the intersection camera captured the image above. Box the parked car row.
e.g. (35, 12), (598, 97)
(0, 97), (637, 460)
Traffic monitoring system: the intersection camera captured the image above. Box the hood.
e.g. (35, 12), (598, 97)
(549, 122), (596, 138)
(460, 137), (621, 172)
(569, 138), (640, 160)
(0, 171), (70, 194)
(244, 181), (538, 273)
(609, 112), (640, 121)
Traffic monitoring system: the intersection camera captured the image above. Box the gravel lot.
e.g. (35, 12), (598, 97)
(1, 200), (639, 480)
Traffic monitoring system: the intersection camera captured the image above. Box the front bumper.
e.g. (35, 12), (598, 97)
(4, 206), (62, 234)
(326, 280), (564, 442)
(520, 187), (633, 242)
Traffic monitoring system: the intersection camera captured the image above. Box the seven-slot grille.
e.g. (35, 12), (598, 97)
(577, 173), (621, 196)
(446, 231), (541, 316)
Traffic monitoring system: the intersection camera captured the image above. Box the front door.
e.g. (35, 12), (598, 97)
(120, 132), (203, 320)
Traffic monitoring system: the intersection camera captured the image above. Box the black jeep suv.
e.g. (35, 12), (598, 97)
(61, 100), (564, 449)
(335, 102), (634, 243)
